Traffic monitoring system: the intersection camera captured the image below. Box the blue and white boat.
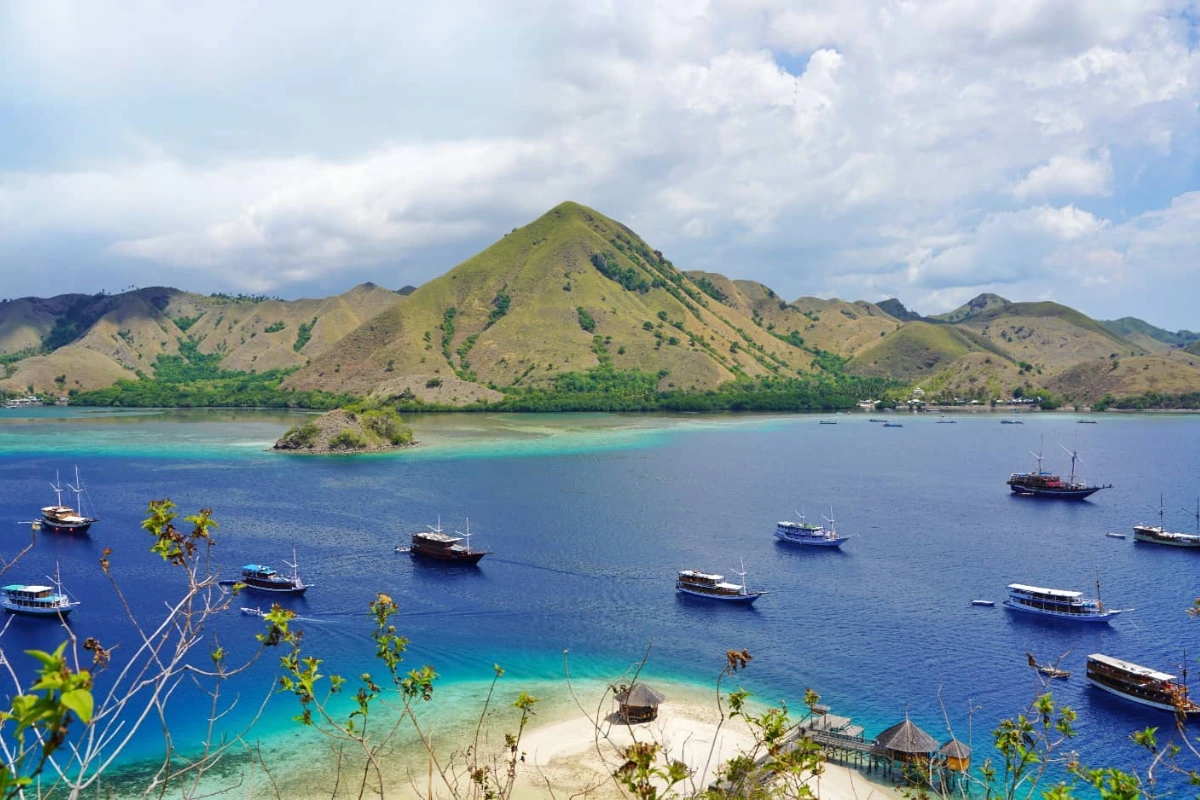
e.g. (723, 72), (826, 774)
(774, 508), (853, 548)
(1003, 583), (1125, 623)
(219, 551), (311, 595)
(676, 564), (765, 604)
(2, 573), (80, 617)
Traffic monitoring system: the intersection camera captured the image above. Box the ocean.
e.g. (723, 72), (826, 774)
(0, 408), (1197, 791)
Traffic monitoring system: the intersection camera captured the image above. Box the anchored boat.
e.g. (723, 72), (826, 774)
(1003, 582), (1126, 623)
(405, 518), (489, 564)
(676, 563), (765, 604)
(1007, 445), (1110, 499)
(1087, 654), (1200, 715)
(1133, 496), (1200, 548)
(220, 551), (311, 595)
(2, 571), (80, 617)
(41, 467), (98, 534)
(773, 508), (853, 548)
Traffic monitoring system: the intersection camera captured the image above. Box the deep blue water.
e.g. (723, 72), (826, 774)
(1, 409), (1198, 788)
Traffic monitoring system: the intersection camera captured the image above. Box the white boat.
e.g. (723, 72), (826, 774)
(1105, 532), (1127, 539)
(2, 571), (80, 617)
(774, 507), (852, 548)
(676, 562), (765, 604)
(970, 600), (995, 607)
(219, 550), (312, 595)
(1133, 496), (1200, 548)
(1087, 654), (1200, 715)
(240, 607), (265, 617)
(1003, 582), (1125, 623)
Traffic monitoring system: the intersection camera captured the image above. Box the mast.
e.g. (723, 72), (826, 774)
(823, 506), (836, 535)
(1158, 493), (1166, 532)
(50, 470), (63, 507)
(463, 517), (472, 553)
(68, 466), (84, 512)
(1183, 499), (1200, 536)
(734, 559), (748, 596)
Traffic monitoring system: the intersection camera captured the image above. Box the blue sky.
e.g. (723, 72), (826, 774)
(1, 0), (1198, 328)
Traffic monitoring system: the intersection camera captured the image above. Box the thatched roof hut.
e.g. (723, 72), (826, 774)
(939, 739), (971, 771)
(872, 718), (939, 763)
(615, 684), (666, 722)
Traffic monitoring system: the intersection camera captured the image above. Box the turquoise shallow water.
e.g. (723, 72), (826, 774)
(1, 408), (1199, 792)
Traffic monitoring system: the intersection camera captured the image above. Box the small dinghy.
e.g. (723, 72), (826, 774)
(970, 599), (995, 607)
(241, 607), (265, 617)
(1105, 532), (1127, 539)
(1027, 651), (1071, 679)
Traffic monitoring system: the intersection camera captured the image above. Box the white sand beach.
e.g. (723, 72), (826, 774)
(216, 677), (906, 800)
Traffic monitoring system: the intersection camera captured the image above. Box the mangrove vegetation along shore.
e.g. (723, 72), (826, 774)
(273, 405), (415, 454)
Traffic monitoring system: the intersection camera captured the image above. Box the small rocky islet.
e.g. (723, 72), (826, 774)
(272, 407), (416, 454)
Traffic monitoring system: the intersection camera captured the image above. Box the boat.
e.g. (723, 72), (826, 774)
(1006, 445), (1110, 499)
(1000, 419), (1023, 425)
(1077, 419), (1098, 424)
(1086, 654), (1200, 715)
(1002, 582), (1125, 623)
(408, 518), (490, 564)
(882, 421), (903, 428)
(970, 600), (995, 607)
(773, 508), (853, 548)
(1133, 496), (1200, 548)
(819, 420), (837, 425)
(2, 571), (80, 617)
(1027, 652), (1070, 679)
(241, 607), (265, 617)
(1106, 532), (1127, 539)
(219, 551), (311, 595)
(676, 563), (765, 604)
(868, 418), (887, 422)
(41, 467), (99, 534)
(937, 416), (957, 424)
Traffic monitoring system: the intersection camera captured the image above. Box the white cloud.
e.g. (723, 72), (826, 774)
(0, 0), (1197, 325)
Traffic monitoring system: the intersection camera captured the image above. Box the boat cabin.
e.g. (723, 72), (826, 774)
(241, 565), (281, 581)
(3, 585), (55, 602)
(1007, 584), (1092, 613)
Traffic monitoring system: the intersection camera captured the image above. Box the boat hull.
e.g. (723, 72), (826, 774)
(40, 518), (94, 535)
(1003, 600), (1117, 623)
(219, 580), (308, 595)
(1087, 678), (1200, 714)
(676, 586), (763, 604)
(1009, 485), (1101, 499)
(3, 603), (78, 617)
(411, 549), (487, 565)
(773, 531), (848, 548)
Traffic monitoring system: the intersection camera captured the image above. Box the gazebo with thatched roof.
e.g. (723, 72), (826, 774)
(614, 683), (666, 723)
(939, 738), (971, 772)
(871, 717), (939, 765)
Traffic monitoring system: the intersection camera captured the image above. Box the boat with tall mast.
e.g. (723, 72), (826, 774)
(2, 567), (80, 617)
(1003, 581), (1126, 623)
(41, 467), (99, 534)
(404, 518), (490, 564)
(774, 507), (853, 548)
(1086, 654), (1200, 715)
(1133, 496), (1200, 548)
(1007, 444), (1110, 499)
(676, 561), (766, 604)
(219, 550), (312, 595)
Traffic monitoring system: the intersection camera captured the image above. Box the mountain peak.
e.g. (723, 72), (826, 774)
(934, 293), (1011, 323)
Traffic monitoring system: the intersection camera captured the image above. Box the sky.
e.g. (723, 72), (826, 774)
(1, 1), (1198, 328)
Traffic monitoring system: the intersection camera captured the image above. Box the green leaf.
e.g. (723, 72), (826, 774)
(60, 689), (94, 723)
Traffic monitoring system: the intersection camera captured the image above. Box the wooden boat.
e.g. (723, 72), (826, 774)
(1003, 582), (1126, 623)
(2, 569), (79, 617)
(1133, 496), (1200, 548)
(408, 518), (489, 564)
(1087, 654), (1200, 715)
(41, 467), (98, 534)
(676, 563), (765, 604)
(1007, 445), (1110, 499)
(774, 507), (853, 548)
(219, 551), (311, 595)
(1027, 652), (1070, 679)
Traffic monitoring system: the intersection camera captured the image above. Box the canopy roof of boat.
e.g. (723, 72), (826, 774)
(1007, 583), (1082, 599)
(678, 570), (723, 582)
(3, 584), (52, 593)
(415, 531), (462, 543)
(242, 564), (276, 573)
(1088, 654), (1176, 682)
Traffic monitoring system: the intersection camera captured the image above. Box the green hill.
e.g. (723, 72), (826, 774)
(285, 202), (816, 404)
(930, 293), (1011, 323)
(847, 322), (1001, 380)
(1100, 317), (1200, 352)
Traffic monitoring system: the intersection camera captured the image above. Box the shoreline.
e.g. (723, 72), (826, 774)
(104, 675), (906, 800)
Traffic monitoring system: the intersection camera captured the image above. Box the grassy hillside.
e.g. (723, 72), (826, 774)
(846, 322), (1000, 381)
(931, 293), (1010, 323)
(1100, 317), (1200, 351)
(1048, 356), (1200, 405)
(285, 202), (817, 404)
